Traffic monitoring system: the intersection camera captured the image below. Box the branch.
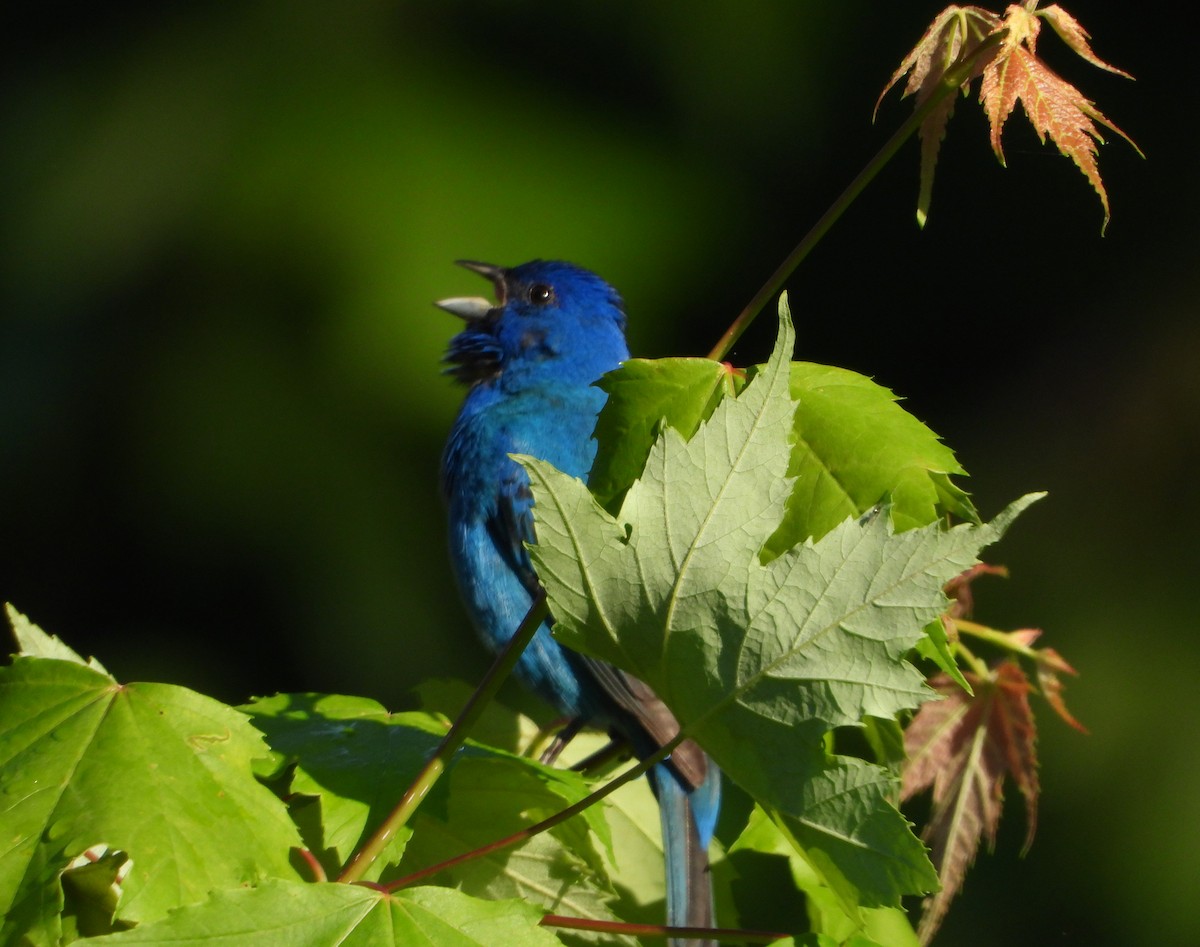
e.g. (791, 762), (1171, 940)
(384, 730), (684, 892)
(706, 28), (1007, 362)
(337, 589), (550, 883)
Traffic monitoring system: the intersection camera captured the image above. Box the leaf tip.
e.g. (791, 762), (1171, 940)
(774, 292), (797, 364)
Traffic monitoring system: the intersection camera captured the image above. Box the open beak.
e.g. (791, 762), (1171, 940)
(435, 260), (507, 320)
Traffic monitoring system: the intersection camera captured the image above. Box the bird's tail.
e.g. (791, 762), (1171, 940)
(650, 758), (721, 947)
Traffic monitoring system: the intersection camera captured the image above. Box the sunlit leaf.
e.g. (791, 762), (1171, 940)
(767, 361), (976, 550)
(83, 879), (563, 947)
(980, 5), (1139, 232)
(244, 693), (612, 890)
(6, 603), (109, 674)
(0, 658), (302, 945)
(590, 357), (735, 511)
(878, 1), (1139, 229)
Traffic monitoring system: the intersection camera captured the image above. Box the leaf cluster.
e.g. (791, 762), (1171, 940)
(0, 300), (1053, 945)
(0, 285), (1086, 946)
(1, 619), (595, 946)
(878, 0), (1141, 231)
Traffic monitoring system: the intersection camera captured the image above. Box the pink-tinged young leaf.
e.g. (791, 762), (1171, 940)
(1009, 627), (1043, 648)
(876, 6), (1001, 227)
(943, 562), (1009, 619)
(1038, 4), (1134, 77)
(1035, 647), (1089, 733)
(980, 46), (1130, 230)
(901, 662), (1039, 944)
(1037, 645), (1077, 675)
(979, 3), (1140, 232)
(880, 2), (1139, 229)
(875, 6), (999, 115)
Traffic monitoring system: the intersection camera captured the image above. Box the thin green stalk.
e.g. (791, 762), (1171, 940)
(955, 618), (1043, 663)
(706, 29), (1006, 362)
(337, 589), (550, 884)
(954, 635), (990, 679)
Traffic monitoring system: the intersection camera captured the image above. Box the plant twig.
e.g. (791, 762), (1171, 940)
(953, 635), (990, 679)
(955, 618), (1049, 663)
(337, 589), (550, 884)
(385, 731), (684, 892)
(706, 29), (1007, 362)
(541, 914), (788, 943)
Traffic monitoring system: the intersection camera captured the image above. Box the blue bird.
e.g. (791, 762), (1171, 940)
(439, 260), (720, 945)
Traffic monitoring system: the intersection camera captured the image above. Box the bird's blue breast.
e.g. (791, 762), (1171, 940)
(442, 381), (613, 719)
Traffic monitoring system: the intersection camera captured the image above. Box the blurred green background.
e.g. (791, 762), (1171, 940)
(2, 2), (1196, 944)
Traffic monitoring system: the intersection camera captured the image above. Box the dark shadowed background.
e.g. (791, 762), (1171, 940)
(3, 2), (1197, 944)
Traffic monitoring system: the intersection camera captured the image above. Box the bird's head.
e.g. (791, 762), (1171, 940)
(438, 259), (629, 388)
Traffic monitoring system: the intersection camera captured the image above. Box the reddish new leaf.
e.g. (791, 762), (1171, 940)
(902, 662), (1039, 944)
(1037, 4), (1133, 78)
(981, 4), (1139, 233)
(876, 5), (1001, 227)
(1035, 647), (1089, 733)
(943, 562), (1009, 619)
(879, 1), (1139, 230)
(1008, 627), (1042, 648)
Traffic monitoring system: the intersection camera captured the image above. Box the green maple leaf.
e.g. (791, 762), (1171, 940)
(588, 329), (975, 546)
(400, 755), (627, 939)
(244, 693), (451, 881)
(0, 655), (302, 946)
(589, 357), (735, 511)
(517, 297), (1041, 908)
(730, 805), (917, 947)
(767, 361), (975, 551)
(408, 688), (714, 932)
(245, 693), (622, 935)
(6, 603), (109, 674)
(82, 879), (564, 946)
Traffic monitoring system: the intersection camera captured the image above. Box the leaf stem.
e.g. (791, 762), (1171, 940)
(296, 848), (327, 883)
(540, 914), (788, 944)
(953, 636), (990, 679)
(705, 28), (1007, 362)
(385, 730), (684, 892)
(337, 589), (549, 884)
(954, 618), (1045, 663)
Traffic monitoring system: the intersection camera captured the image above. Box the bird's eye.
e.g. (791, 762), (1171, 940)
(527, 284), (554, 305)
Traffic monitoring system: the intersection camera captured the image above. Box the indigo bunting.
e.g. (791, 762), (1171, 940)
(439, 260), (720, 945)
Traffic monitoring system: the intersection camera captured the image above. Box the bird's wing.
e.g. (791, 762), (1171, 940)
(489, 470), (543, 603)
(580, 656), (709, 789)
(490, 443), (707, 790)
